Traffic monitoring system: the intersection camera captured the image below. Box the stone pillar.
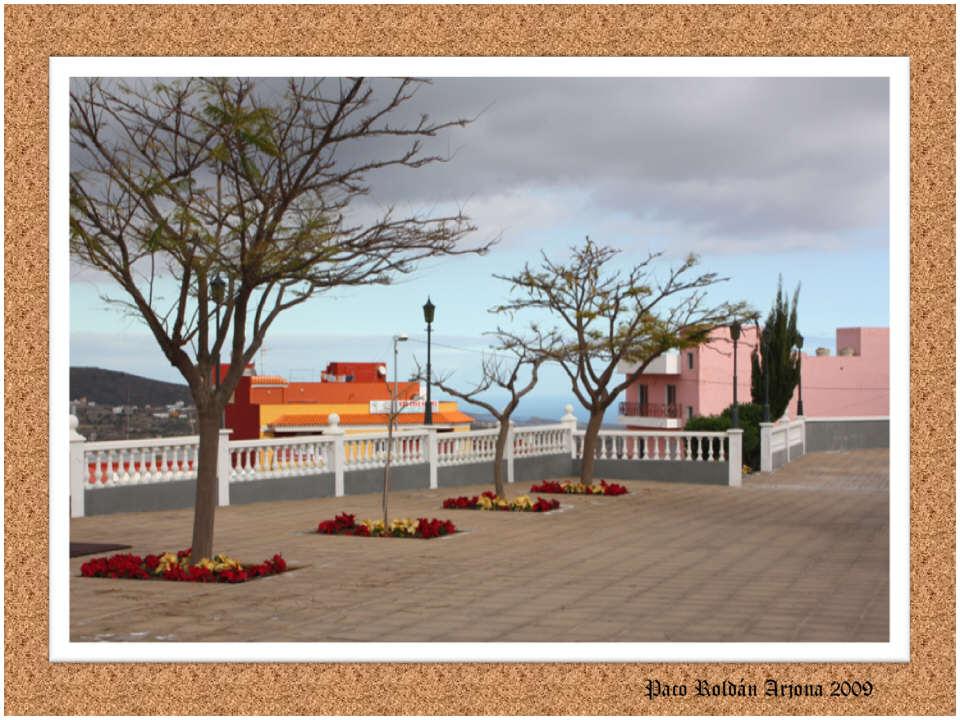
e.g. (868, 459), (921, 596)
(560, 404), (578, 458)
(326, 413), (346, 497)
(217, 428), (233, 507)
(759, 422), (773, 473)
(427, 429), (439, 490)
(726, 428), (743, 487)
(70, 415), (86, 518)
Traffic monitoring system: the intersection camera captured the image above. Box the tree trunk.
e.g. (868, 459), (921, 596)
(493, 421), (510, 498)
(190, 409), (220, 560)
(578, 409), (605, 485)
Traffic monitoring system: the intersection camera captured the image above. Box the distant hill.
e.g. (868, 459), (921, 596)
(70, 367), (193, 407)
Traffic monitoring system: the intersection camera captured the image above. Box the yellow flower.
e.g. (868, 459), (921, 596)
(512, 495), (533, 510)
(477, 496), (493, 510)
(496, 498), (509, 509)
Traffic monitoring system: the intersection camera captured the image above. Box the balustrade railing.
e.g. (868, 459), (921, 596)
(761, 418), (806, 472)
(573, 430), (729, 462)
(83, 435), (200, 488)
(618, 401), (681, 418)
(69, 407), (745, 517)
(230, 435), (334, 482)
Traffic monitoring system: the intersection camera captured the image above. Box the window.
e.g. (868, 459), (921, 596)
(687, 352), (694, 369)
(666, 385), (677, 406)
(638, 385), (648, 406)
(686, 406), (693, 419)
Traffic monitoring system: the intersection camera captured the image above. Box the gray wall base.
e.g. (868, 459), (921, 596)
(231, 473), (334, 505)
(438, 461), (505, 488)
(85, 479), (196, 516)
(805, 420), (889, 453)
(346, 463), (430, 495)
(573, 459), (728, 485)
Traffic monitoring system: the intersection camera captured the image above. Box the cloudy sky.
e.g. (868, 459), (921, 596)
(70, 76), (890, 420)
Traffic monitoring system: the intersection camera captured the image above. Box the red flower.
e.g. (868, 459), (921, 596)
(530, 480), (564, 494)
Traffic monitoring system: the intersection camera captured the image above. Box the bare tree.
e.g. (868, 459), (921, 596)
(414, 331), (548, 497)
(495, 239), (751, 484)
(70, 77), (491, 558)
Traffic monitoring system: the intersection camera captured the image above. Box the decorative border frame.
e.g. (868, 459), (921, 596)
(6, 4), (954, 715)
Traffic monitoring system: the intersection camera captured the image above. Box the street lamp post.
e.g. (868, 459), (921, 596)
(730, 320), (742, 429)
(210, 274), (226, 428)
(422, 298), (436, 425)
(392, 334), (409, 425)
(796, 334), (804, 417)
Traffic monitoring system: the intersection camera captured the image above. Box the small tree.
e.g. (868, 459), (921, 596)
(382, 377), (419, 526)
(414, 330), (548, 498)
(495, 239), (751, 484)
(70, 77), (490, 558)
(751, 277), (801, 419)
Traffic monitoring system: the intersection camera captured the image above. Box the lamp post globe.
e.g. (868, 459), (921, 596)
(422, 298), (435, 425)
(730, 320), (741, 429)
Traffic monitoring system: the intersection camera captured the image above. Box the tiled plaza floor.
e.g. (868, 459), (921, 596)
(70, 449), (889, 642)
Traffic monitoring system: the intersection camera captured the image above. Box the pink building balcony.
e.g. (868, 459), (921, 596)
(618, 401), (682, 419)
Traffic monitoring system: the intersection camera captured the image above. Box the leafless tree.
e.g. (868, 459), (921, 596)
(413, 330), (550, 497)
(494, 239), (751, 484)
(70, 77), (491, 559)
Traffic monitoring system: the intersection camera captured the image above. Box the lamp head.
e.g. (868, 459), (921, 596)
(796, 334), (804, 350)
(729, 320), (742, 342)
(422, 297), (436, 324)
(210, 274), (226, 306)
(394, 334), (409, 343)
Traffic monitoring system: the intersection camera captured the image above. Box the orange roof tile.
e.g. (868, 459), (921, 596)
(250, 375), (288, 385)
(269, 411), (474, 427)
(278, 381), (420, 403)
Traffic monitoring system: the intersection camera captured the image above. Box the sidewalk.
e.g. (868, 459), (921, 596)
(70, 449), (889, 642)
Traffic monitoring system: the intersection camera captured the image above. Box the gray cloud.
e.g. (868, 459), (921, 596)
(354, 77), (889, 252)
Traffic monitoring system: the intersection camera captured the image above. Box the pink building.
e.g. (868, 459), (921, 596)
(618, 326), (758, 429)
(786, 327), (889, 418)
(618, 326), (888, 429)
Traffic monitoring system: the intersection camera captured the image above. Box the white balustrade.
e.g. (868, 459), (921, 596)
(83, 435), (201, 489)
(229, 434), (335, 482)
(70, 408), (749, 517)
(572, 429), (729, 463)
(762, 418), (806, 471)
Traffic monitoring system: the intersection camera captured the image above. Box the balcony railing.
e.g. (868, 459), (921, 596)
(619, 401), (681, 418)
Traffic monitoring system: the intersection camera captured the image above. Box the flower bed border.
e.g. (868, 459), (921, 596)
(529, 479), (629, 496)
(316, 513), (457, 539)
(79, 548), (288, 583)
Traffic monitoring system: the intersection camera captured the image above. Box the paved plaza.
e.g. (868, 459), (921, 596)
(70, 449), (889, 642)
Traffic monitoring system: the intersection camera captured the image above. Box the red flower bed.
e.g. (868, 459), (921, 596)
(530, 479), (629, 496)
(316, 512), (457, 539)
(80, 548), (287, 583)
(442, 491), (561, 513)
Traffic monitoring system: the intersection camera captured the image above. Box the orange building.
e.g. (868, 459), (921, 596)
(223, 361), (473, 439)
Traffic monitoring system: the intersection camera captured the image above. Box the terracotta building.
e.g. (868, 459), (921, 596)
(222, 361), (473, 439)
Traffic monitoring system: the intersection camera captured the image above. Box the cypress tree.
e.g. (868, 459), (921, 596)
(751, 277), (802, 419)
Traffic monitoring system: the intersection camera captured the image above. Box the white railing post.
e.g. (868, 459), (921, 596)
(70, 415), (86, 518)
(561, 404), (578, 458)
(726, 428), (743, 487)
(217, 428), (233, 506)
(427, 429), (439, 489)
(505, 421), (515, 484)
(759, 422), (773, 473)
(326, 414), (345, 497)
(799, 417), (806, 457)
